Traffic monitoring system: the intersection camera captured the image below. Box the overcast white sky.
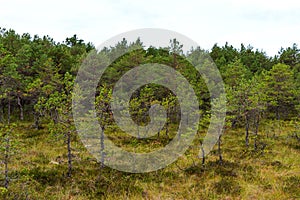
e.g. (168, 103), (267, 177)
(1, 0), (300, 56)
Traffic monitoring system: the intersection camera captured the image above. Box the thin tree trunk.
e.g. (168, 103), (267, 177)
(200, 145), (205, 166)
(165, 107), (170, 138)
(4, 136), (10, 189)
(231, 117), (237, 128)
(218, 135), (223, 164)
(165, 120), (169, 138)
(100, 126), (105, 168)
(254, 113), (260, 150)
(137, 118), (140, 139)
(67, 131), (72, 178)
(0, 100), (3, 122)
(276, 106), (280, 121)
(245, 114), (249, 147)
(54, 109), (59, 124)
(275, 106), (281, 137)
(17, 95), (24, 121)
(7, 93), (11, 125)
(33, 111), (40, 130)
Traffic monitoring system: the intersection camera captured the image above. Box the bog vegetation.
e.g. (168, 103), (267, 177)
(0, 28), (299, 199)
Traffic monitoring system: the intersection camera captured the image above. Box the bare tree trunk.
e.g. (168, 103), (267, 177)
(200, 145), (205, 166)
(254, 113), (260, 151)
(165, 120), (169, 138)
(100, 126), (105, 169)
(276, 106), (280, 121)
(275, 106), (281, 137)
(17, 95), (24, 121)
(218, 135), (223, 165)
(231, 117), (237, 128)
(137, 118), (140, 139)
(7, 93), (11, 125)
(245, 114), (250, 147)
(51, 109), (59, 124)
(4, 136), (10, 189)
(67, 131), (72, 178)
(33, 111), (40, 130)
(165, 107), (170, 138)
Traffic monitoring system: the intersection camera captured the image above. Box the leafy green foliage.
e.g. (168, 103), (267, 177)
(0, 27), (299, 199)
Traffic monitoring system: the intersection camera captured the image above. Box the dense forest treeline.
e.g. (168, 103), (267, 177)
(0, 27), (299, 125)
(0, 27), (299, 198)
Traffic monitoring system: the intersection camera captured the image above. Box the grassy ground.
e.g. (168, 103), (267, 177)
(0, 121), (299, 199)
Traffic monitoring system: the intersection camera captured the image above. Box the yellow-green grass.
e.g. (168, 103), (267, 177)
(0, 121), (299, 199)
